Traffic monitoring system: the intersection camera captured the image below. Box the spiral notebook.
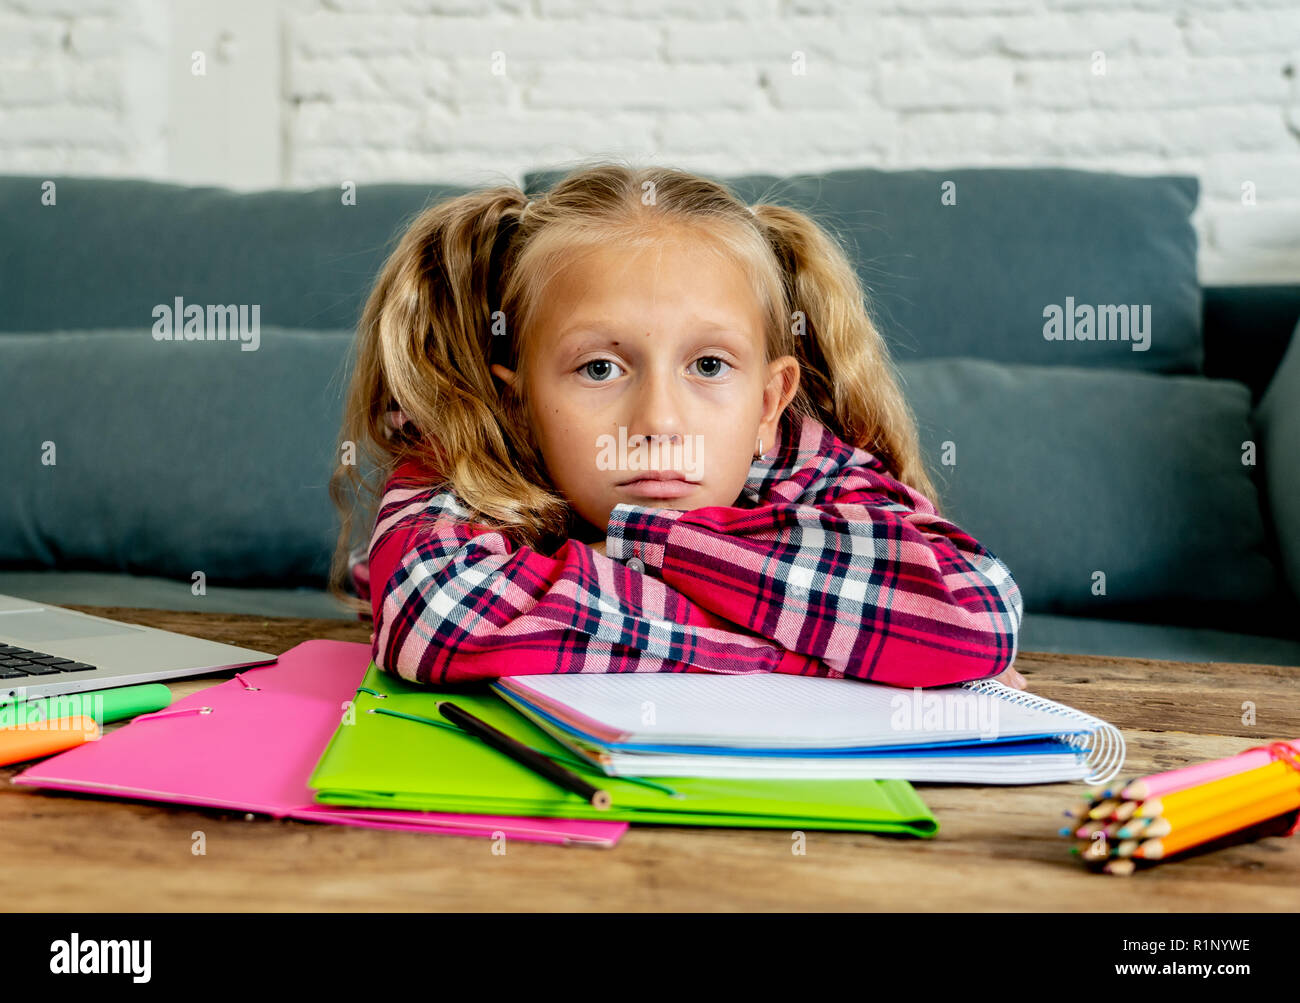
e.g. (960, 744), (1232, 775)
(491, 673), (1126, 786)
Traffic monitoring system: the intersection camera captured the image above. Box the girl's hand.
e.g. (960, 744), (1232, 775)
(994, 665), (1028, 689)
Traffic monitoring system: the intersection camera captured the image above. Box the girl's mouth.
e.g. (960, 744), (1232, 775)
(615, 477), (698, 499)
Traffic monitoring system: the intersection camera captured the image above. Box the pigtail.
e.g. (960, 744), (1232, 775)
(327, 187), (572, 613)
(750, 202), (942, 511)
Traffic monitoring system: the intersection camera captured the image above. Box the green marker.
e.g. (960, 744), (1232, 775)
(0, 684), (172, 731)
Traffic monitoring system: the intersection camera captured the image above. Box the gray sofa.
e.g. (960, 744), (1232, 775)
(2, 167), (1298, 666)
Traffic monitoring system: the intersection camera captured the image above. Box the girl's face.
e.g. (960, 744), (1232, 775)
(491, 229), (800, 534)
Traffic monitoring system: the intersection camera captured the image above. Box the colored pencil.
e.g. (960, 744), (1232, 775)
(1080, 809), (1300, 874)
(1121, 741), (1300, 800)
(1135, 772), (1300, 838)
(1136, 760), (1296, 817)
(1135, 789), (1300, 859)
(1116, 816), (1155, 839)
(1133, 758), (1294, 821)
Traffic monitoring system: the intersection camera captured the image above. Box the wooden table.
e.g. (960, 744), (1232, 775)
(2, 606), (1297, 911)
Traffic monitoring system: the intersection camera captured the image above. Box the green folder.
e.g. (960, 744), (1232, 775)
(308, 663), (939, 836)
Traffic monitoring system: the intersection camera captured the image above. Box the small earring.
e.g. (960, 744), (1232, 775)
(755, 437), (765, 459)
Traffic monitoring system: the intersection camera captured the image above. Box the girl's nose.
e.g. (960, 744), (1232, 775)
(629, 368), (686, 443)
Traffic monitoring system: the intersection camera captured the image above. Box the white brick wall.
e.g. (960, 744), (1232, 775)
(0, 0), (1297, 283)
(0, 0), (169, 175)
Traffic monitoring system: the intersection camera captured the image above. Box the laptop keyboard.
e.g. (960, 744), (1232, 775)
(0, 644), (98, 678)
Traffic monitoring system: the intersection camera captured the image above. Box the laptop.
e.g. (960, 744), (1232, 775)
(0, 593), (277, 701)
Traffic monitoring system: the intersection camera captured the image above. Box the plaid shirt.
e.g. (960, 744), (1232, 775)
(352, 411), (1023, 688)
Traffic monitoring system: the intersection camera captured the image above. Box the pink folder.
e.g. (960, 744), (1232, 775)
(13, 639), (627, 847)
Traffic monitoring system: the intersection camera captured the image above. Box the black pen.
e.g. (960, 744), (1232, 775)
(436, 699), (612, 809)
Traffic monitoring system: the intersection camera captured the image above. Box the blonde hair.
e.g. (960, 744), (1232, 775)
(328, 161), (940, 614)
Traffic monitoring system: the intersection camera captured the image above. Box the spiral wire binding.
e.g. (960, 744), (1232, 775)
(960, 678), (1126, 786)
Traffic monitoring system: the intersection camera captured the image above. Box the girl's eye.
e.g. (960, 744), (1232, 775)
(580, 358), (623, 382)
(693, 356), (731, 378)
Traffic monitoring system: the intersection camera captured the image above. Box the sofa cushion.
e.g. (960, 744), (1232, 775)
(0, 327), (353, 583)
(525, 165), (1203, 373)
(1254, 318), (1300, 604)
(898, 357), (1280, 623)
(0, 176), (469, 332)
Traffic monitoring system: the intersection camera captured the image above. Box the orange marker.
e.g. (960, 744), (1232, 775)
(0, 715), (99, 766)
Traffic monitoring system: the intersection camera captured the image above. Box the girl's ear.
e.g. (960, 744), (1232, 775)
(490, 363), (516, 388)
(759, 355), (800, 426)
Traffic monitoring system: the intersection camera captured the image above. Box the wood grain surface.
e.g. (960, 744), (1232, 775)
(2, 606), (1297, 912)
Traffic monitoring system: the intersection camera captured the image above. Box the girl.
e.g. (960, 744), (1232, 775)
(329, 162), (1026, 691)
